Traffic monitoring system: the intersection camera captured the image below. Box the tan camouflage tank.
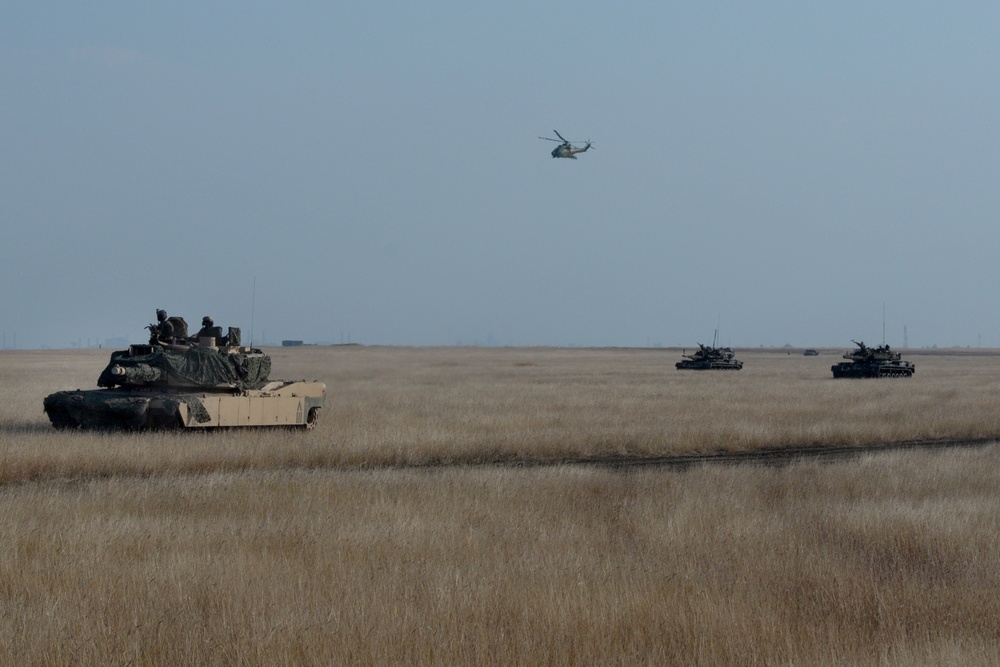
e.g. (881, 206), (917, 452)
(43, 326), (325, 430)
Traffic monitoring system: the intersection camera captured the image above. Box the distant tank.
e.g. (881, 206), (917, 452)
(43, 326), (325, 430)
(676, 343), (743, 370)
(831, 340), (915, 378)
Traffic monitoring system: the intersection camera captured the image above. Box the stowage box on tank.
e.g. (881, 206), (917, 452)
(830, 340), (915, 378)
(675, 343), (743, 370)
(43, 327), (325, 430)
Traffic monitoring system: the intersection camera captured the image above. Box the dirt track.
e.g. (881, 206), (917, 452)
(479, 437), (1000, 471)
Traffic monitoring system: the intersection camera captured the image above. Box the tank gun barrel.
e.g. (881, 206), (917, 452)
(109, 363), (163, 384)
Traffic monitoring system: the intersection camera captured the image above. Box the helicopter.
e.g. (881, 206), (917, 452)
(538, 130), (593, 159)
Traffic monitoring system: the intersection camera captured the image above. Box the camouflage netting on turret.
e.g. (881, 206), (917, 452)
(98, 346), (271, 390)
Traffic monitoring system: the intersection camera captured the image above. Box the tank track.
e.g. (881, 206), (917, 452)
(43, 389), (169, 430)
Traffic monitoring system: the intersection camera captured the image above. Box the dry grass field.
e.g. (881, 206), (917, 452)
(2, 345), (1000, 664)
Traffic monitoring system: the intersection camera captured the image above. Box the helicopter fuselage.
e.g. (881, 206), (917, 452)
(540, 131), (592, 159)
(551, 143), (590, 159)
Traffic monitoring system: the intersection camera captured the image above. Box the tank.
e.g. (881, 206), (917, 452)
(676, 343), (743, 370)
(831, 340), (915, 378)
(43, 327), (325, 430)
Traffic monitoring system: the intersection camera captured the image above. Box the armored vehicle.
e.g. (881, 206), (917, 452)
(831, 340), (915, 378)
(676, 343), (743, 370)
(44, 327), (325, 430)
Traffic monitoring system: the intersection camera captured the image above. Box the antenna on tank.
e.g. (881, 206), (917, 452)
(882, 302), (886, 346)
(250, 276), (256, 346)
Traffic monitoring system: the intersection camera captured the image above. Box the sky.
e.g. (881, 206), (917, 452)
(2, 2), (999, 349)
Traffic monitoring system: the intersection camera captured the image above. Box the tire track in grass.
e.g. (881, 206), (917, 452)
(2, 437), (998, 489)
(509, 437), (1000, 471)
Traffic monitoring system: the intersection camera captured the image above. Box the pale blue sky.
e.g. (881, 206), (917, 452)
(3, 2), (999, 349)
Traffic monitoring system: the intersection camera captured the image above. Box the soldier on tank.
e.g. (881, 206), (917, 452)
(148, 309), (190, 345)
(194, 316), (224, 345)
(195, 316), (214, 339)
(148, 309), (175, 345)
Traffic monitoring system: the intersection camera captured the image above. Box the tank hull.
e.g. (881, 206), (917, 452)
(675, 359), (743, 370)
(830, 361), (915, 378)
(43, 381), (325, 430)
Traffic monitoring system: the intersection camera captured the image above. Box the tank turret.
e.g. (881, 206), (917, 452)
(831, 341), (914, 378)
(95, 337), (271, 391)
(44, 322), (325, 430)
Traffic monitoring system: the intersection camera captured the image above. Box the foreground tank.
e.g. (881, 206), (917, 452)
(831, 341), (914, 378)
(43, 329), (325, 430)
(676, 343), (743, 370)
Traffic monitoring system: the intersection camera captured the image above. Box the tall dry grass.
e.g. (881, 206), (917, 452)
(2, 456), (1000, 665)
(1, 346), (1000, 664)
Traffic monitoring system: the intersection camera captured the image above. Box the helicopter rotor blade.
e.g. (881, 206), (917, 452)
(553, 130), (567, 142)
(538, 136), (562, 142)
